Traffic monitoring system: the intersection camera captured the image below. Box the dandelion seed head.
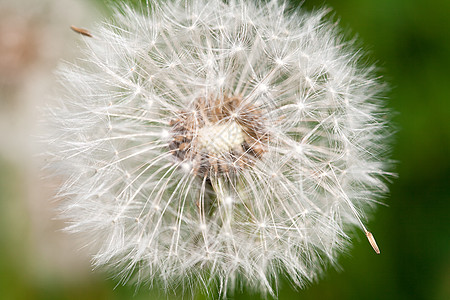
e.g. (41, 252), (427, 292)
(43, 0), (393, 297)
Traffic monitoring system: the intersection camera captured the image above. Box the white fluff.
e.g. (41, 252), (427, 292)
(43, 0), (393, 297)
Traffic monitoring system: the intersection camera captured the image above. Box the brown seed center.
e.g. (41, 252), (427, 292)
(169, 95), (268, 177)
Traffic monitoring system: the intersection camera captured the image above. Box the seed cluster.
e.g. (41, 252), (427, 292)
(169, 95), (268, 177)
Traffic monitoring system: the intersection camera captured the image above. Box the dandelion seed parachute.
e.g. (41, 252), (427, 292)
(44, 0), (392, 296)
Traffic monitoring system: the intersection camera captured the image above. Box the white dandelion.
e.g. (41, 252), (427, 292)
(43, 0), (393, 297)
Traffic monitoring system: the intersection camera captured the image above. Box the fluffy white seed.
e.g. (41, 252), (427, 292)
(43, 0), (393, 297)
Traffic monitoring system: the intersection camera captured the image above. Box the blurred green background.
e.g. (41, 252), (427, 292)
(0, 0), (449, 299)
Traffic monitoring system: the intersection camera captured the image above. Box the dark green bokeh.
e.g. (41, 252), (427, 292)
(1, 0), (449, 299)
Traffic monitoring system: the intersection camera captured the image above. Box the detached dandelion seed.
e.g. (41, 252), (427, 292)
(43, 0), (393, 297)
(70, 25), (93, 38)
